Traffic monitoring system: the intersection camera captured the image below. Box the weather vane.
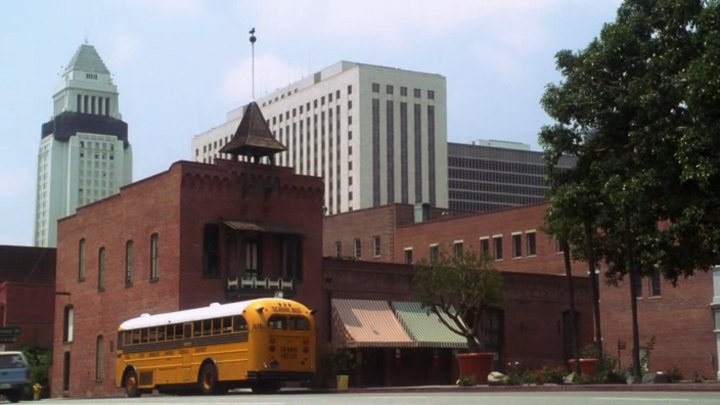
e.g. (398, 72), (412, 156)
(249, 28), (256, 100)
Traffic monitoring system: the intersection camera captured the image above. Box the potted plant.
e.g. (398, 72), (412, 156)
(413, 251), (503, 384)
(318, 345), (355, 389)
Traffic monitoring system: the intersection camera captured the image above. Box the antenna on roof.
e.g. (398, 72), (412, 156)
(249, 27), (257, 100)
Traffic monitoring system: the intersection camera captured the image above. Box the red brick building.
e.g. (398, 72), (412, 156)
(323, 203), (595, 380)
(600, 269), (719, 380)
(0, 245), (56, 349)
(323, 203), (720, 382)
(51, 104), (325, 397)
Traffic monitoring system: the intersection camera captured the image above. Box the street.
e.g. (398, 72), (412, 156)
(15, 390), (719, 405)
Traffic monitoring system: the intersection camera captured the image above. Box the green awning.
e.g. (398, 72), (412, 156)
(391, 301), (468, 349)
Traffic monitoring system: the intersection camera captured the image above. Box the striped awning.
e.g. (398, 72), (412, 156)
(391, 301), (468, 349)
(223, 220), (302, 234)
(332, 299), (414, 348)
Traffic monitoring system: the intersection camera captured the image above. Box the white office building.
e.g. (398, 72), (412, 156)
(192, 61), (448, 214)
(34, 43), (132, 247)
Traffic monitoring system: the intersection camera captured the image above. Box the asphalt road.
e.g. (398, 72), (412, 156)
(17, 391), (719, 405)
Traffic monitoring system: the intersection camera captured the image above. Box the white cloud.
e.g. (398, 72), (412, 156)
(257, 0), (560, 48)
(217, 54), (305, 104)
(126, 0), (206, 15)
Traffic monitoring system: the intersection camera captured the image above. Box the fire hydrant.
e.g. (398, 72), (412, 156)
(32, 383), (42, 400)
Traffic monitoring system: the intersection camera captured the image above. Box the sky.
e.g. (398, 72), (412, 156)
(0, 0), (623, 246)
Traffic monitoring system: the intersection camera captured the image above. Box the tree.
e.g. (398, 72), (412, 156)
(413, 251), (503, 352)
(540, 0), (720, 379)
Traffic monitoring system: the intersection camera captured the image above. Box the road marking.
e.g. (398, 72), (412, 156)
(365, 396), (430, 400)
(594, 398), (690, 402)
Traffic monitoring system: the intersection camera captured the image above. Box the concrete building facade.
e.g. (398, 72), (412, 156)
(448, 140), (575, 212)
(192, 61), (448, 215)
(35, 43), (132, 247)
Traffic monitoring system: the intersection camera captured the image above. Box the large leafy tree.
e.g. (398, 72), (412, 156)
(540, 0), (720, 379)
(413, 251), (503, 353)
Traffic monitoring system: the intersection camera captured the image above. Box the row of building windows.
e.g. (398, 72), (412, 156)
(402, 231), (538, 265)
(449, 190), (545, 207)
(333, 235), (382, 259)
(371, 83), (435, 100)
(449, 168), (548, 188)
(77, 234), (159, 291)
(449, 179), (548, 198)
(268, 91), (350, 126)
(449, 157), (547, 175)
(262, 85), (352, 108)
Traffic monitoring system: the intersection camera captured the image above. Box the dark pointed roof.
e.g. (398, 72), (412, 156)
(219, 102), (286, 161)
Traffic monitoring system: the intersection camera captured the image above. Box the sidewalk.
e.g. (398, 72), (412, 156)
(335, 382), (720, 394)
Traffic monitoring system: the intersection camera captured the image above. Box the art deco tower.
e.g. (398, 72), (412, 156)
(34, 43), (132, 247)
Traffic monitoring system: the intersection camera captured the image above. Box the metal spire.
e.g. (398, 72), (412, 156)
(249, 28), (256, 100)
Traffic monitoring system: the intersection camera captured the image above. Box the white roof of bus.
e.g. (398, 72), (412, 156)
(118, 298), (294, 331)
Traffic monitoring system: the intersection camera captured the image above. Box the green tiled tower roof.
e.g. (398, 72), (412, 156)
(65, 43), (110, 74)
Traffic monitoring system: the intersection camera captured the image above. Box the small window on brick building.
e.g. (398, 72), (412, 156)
(372, 235), (381, 257)
(78, 238), (86, 282)
(125, 240), (133, 287)
(63, 305), (74, 343)
(203, 224), (220, 277)
(429, 244), (439, 263)
(245, 240), (260, 274)
(526, 231), (537, 256)
(97, 247), (106, 292)
(453, 241), (464, 258)
(493, 235), (503, 260)
(150, 233), (159, 281)
(353, 238), (362, 259)
(479, 237), (490, 257)
(404, 248), (413, 265)
(95, 335), (104, 381)
(334, 241), (342, 258)
(650, 269), (661, 297)
(282, 234), (302, 281)
(512, 233), (522, 258)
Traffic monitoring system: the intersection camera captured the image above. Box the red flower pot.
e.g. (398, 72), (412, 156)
(456, 352), (494, 384)
(568, 358), (599, 376)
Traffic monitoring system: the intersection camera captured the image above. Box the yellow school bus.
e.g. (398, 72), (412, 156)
(115, 298), (316, 396)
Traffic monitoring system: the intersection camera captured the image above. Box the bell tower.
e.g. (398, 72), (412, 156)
(34, 43), (132, 247)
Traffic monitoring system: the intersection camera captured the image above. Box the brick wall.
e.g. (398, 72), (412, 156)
(52, 160), (324, 398)
(600, 270), (717, 379)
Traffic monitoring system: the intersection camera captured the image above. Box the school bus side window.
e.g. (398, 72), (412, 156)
(233, 316), (247, 331)
(222, 317), (232, 333)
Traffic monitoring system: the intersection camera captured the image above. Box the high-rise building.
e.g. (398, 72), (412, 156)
(448, 140), (576, 212)
(192, 61), (448, 215)
(34, 43), (132, 247)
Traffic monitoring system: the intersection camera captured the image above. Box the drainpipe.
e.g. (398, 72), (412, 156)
(712, 266), (720, 381)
